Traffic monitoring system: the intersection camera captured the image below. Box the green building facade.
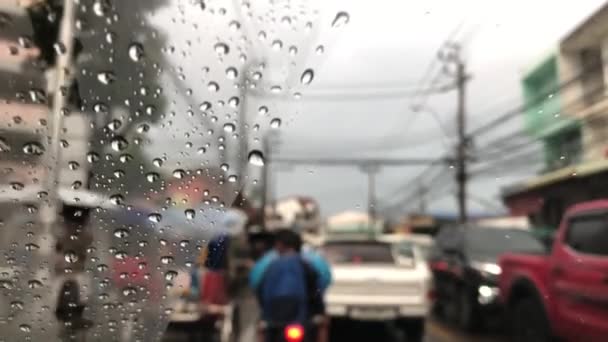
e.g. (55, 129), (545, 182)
(521, 54), (582, 172)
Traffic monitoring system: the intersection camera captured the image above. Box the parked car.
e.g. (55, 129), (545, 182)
(499, 200), (608, 342)
(322, 237), (431, 340)
(429, 225), (546, 331)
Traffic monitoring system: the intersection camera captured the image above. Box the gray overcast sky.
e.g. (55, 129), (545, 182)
(144, 0), (606, 217)
(274, 0), (606, 218)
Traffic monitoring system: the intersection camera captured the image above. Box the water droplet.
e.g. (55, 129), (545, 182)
(93, 102), (108, 114)
(185, 209), (195, 220)
(68, 161), (79, 170)
(10, 301), (24, 310)
(228, 175), (238, 183)
(207, 82), (219, 92)
(301, 69), (314, 85)
(64, 251), (79, 263)
(110, 194), (124, 205)
(148, 213), (162, 223)
(173, 169), (185, 179)
(199, 101), (212, 111)
(53, 42), (66, 55)
(87, 151), (100, 163)
(270, 118), (281, 129)
(27, 279), (43, 289)
(97, 71), (116, 85)
(220, 163), (229, 172)
(0, 137), (10, 153)
(128, 43), (144, 62)
(226, 67), (238, 79)
(112, 228), (129, 239)
(153, 158), (163, 167)
(107, 119), (122, 131)
(10, 182), (24, 190)
(179, 240), (190, 248)
(214, 42), (229, 56)
(25, 243), (39, 251)
(288, 46), (298, 56)
(146, 172), (159, 183)
(248, 150), (265, 166)
(93, 0), (110, 17)
(122, 286), (137, 296)
(228, 97), (240, 107)
(159, 271), (177, 285)
(22, 142), (45, 155)
(223, 123), (236, 133)
(160, 256), (174, 265)
(316, 45), (325, 55)
(332, 11), (350, 27)
(137, 123), (150, 133)
(272, 40), (283, 50)
(258, 106), (269, 115)
(113, 169), (125, 178)
(229, 20), (240, 31)
(19, 324), (31, 333)
(110, 136), (128, 151)
(270, 85), (282, 93)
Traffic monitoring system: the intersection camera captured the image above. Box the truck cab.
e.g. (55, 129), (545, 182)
(499, 200), (608, 341)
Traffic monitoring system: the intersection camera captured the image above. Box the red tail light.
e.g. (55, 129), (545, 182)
(284, 323), (304, 342)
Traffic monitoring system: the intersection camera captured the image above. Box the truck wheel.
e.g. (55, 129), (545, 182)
(398, 318), (424, 342)
(457, 288), (478, 331)
(511, 297), (551, 342)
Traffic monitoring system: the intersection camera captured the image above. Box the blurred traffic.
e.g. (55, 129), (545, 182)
(2, 0), (608, 341)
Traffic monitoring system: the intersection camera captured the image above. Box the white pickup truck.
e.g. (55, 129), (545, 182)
(321, 235), (432, 340)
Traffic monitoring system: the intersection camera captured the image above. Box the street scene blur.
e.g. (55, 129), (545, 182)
(1, 0), (608, 341)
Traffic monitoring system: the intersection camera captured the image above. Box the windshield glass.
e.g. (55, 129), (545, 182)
(2, 0), (607, 339)
(322, 241), (395, 264)
(465, 228), (546, 259)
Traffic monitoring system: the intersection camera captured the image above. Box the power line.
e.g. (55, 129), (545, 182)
(468, 51), (608, 138)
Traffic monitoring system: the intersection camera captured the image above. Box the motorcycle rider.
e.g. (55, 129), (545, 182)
(251, 229), (330, 342)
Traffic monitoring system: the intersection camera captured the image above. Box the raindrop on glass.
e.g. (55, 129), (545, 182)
(185, 209), (195, 220)
(113, 228), (129, 238)
(22, 142), (44, 155)
(214, 42), (229, 56)
(128, 42), (144, 62)
(110, 194), (124, 205)
(173, 169), (185, 179)
(301, 69), (314, 85)
(248, 150), (265, 166)
(226, 67), (238, 79)
(148, 213), (162, 223)
(97, 71), (116, 85)
(64, 251), (79, 263)
(223, 123), (236, 133)
(331, 11), (350, 27)
(146, 172), (159, 183)
(153, 158), (163, 167)
(160, 256), (174, 265)
(110, 136), (129, 152)
(270, 118), (281, 129)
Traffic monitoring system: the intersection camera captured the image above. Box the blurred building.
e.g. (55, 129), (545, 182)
(503, 2), (608, 228)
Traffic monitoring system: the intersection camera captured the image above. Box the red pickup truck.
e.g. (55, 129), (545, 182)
(499, 200), (608, 342)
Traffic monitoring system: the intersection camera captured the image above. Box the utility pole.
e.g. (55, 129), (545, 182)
(418, 185), (427, 214)
(359, 163), (380, 221)
(455, 50), (468, 223)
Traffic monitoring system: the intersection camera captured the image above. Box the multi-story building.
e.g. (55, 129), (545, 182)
(502, 3), (608, 228)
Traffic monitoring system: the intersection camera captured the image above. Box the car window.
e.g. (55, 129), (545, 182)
(465, 228), (546, 259)
(322, 242), (394, 264)
(566, 215), (608, 256)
